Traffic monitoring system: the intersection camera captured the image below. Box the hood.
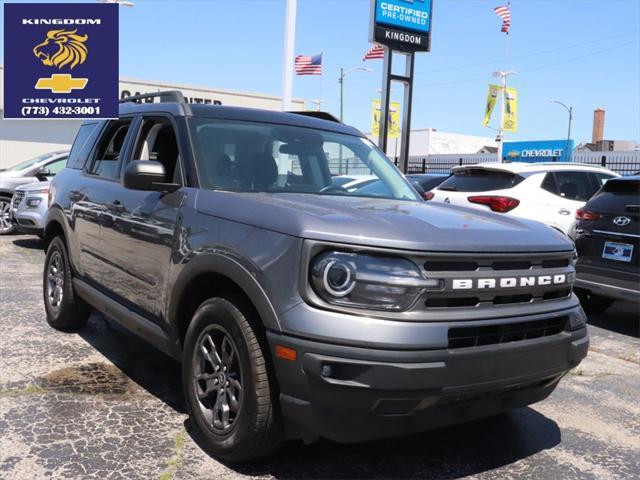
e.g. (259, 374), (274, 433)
(195, 191), (573, 253)
(0, 169), (27, 179)
(20, 180), (51, 192)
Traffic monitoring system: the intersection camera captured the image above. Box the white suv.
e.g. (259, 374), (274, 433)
(429, 163), (619, 235)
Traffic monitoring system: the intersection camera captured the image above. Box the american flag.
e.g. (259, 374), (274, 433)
(494, 3), (511, 34)
(295, 53), (322, 75)
(363, 44), (385, 61)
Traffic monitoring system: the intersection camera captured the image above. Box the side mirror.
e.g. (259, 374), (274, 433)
(34, 166), (51, 181)
(122, 160), (179, 192)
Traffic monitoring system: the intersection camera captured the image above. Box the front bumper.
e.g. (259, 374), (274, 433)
(268, 311), (588, 443)
(11, 194), (47, 236)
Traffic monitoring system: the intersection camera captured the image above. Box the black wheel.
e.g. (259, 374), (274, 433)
(43, 236), (91, 330)
(575, 289), (614, 313)
(182, 296), (282, 462)
(0, 196), (15, 235)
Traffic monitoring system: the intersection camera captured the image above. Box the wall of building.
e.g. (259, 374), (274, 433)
(0, 66), (306, 168)
(368, 128), (497, 157)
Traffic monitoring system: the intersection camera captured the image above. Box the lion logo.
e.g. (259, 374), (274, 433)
(33, 29), (88, 70)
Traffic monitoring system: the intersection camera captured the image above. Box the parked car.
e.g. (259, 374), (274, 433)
(43, 92), (587, 462)
(406, 173), (449, 200)
(429, 163), (619, 236)
(0, 151), (68, 234)
(9, 181), (51, 238)
(572, 176), (640, 311)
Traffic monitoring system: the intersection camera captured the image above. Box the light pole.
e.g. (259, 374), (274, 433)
(339, 67), (372, 122)
(548, 99), (573, 162)
(281, 0), (297, 111)
(492, 70), (517, 162)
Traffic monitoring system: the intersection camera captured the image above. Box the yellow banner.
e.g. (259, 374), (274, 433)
(482, 84), (501, 127)
(372, 100), (400, 139)
(502, 86), (518, 132)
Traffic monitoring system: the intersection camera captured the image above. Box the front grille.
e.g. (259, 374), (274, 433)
(448, 316), (568, 349)
(420, 251), (574, 310)
(12, 191), (25, 208)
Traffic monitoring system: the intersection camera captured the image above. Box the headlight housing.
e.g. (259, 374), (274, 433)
(309, 251), (441, 311)
(26, 198), (42, 208)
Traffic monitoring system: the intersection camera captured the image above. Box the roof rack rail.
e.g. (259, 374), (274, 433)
(119, 90), (186, 104)
(288, 111), (341, 123)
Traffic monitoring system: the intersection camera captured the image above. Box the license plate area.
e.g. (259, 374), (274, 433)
(602, 241), (633, 263)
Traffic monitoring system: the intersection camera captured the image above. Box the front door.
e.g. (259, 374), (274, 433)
(98, 115), (186, 321)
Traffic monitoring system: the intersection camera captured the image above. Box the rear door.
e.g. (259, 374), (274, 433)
(70, 118), (136, 284)
(540, 171), (594, 233)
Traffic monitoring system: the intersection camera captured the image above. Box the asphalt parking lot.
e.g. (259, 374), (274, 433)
(1, 234), (638, 480)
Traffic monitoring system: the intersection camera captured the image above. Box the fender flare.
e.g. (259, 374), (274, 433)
(43, 206), (69, 241)
(168, 253), (282, 334)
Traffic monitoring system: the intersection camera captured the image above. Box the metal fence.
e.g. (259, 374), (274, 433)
(389, 151), (640, 176)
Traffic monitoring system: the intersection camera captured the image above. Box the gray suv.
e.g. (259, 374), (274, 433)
(44, 92), (588, 462)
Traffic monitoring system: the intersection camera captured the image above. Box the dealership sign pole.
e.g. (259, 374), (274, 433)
(370, 0), (432, 173)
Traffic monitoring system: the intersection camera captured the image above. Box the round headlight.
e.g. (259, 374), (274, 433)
(323, 260), (355, 297)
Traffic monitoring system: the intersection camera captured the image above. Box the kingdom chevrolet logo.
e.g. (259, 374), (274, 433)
(452, 274), (568, 290)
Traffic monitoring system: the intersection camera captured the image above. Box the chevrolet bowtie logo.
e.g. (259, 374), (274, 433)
(35, 74), (88, 93)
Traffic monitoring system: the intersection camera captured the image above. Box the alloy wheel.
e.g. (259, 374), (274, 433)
(46, 251), (65, 313)
(0, 199), (13, 233)
(193, 325), (243, 433)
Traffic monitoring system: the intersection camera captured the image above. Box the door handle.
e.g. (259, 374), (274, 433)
(558, 209), (571, 216)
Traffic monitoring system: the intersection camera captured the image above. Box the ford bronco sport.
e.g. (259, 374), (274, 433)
(44, 91), (588, 462)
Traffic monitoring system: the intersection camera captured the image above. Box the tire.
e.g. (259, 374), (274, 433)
(575, 289), (614, 313)
(43, 235), (91, 330)
(0, 196), (15, 235)
(182, 295), (282, 462)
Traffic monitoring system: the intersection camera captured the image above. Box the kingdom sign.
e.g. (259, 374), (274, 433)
(3, 3), (118, 119)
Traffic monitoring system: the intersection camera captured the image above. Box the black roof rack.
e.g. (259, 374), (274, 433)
(119, 90), (186, 104)
(288, 111), (341, 123)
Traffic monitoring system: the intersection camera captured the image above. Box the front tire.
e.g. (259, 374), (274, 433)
(43, 236), (91, 330)
(182, 296), (282, 462)
(575, 289), (614, 313)
(0, 196), (15, 235)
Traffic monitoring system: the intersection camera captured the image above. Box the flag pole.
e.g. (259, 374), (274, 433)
(281, 0), (297, 111)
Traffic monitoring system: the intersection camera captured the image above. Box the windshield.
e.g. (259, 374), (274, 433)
(188, 118), (419, 201)
(2, 152), (62, 172)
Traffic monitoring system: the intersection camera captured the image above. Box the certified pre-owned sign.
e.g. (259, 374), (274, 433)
(370, 0), (433, 52)
(3, 3), (118, 119)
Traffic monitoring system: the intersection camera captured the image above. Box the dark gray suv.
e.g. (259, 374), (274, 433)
(44, 92), (588, 462)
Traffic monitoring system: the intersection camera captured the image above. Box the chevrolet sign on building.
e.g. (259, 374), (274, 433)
(0, 66), (306, 167)
(504, 139), (575, 163)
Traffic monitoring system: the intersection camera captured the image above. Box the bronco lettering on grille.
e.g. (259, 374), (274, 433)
(452, 274), (567, 290)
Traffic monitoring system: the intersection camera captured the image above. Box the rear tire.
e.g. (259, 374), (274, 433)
(575, 289), (614, 313)
(43, 235), (91, 330)
(182, 295), (282, 462)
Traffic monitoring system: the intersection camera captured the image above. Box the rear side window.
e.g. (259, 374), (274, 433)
(587, 179), (640, 213)
(437, 169), (524, 192)
(67, 122), (102, 170)
(543, 171), (593, 202)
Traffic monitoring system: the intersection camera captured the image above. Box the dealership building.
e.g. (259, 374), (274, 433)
(0, 66), (305, 168)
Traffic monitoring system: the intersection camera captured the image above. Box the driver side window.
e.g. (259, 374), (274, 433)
(89, 119), (132, 179)
(133, 117), (181, 184)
